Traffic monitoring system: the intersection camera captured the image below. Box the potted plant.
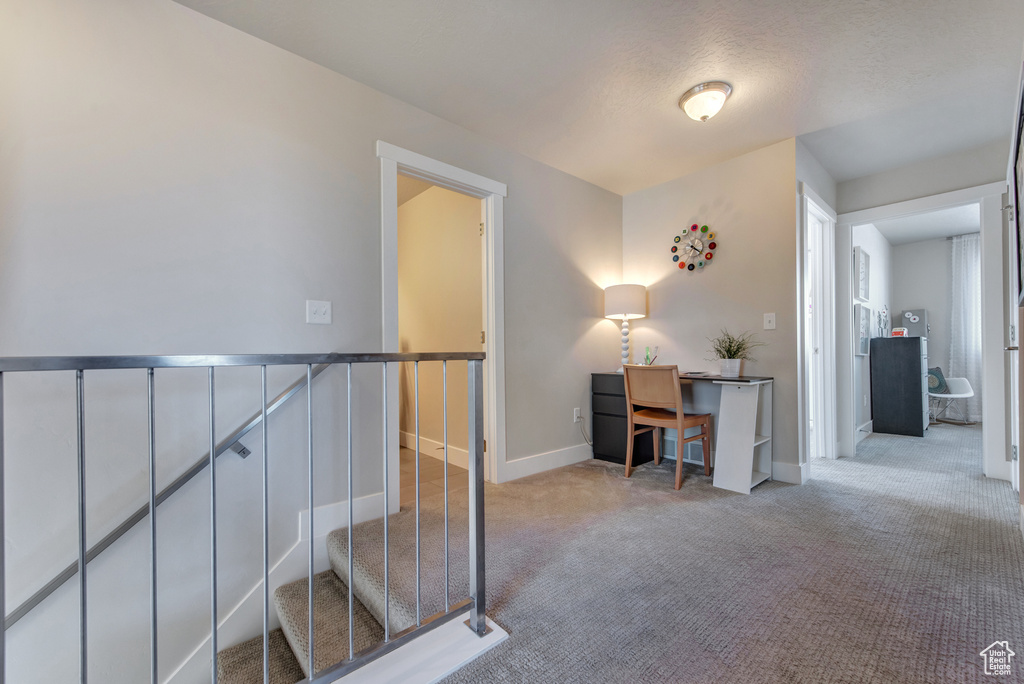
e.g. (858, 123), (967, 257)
(707, 329), (763, 378)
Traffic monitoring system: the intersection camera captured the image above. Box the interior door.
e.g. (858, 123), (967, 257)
(802, 185), (838, 461)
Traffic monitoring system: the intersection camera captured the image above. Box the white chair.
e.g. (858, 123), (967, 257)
(929, 377), (975, 425)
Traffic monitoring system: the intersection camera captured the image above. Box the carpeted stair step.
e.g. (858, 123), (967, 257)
(216, 628), (305, 684)
(273, 570), (385, 678)
(326, 488), (471, 636)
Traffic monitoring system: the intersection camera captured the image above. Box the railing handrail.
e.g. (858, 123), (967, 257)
(1, 351), (485, 630)
(0, 352), (485, 373)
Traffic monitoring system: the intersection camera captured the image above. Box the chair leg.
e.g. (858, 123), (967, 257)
(624, 419), (634, 478)
(674, 429), (684, 490)
(949, 399), (971, 425)
(652, 428), (661, 465)
(702, 424), (711, 477)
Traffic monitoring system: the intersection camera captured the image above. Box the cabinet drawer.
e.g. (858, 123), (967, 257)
(592, 373), (625, 396)
(593, 393), (626, 416)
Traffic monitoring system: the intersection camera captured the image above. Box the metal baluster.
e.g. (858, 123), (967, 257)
(261, 365), (269, 683)
(382, 361), (390, 641)
(466, 360), (486, 636)
(442, 361), (449, 611)
(209, 368), (218, 683)
(76, 370), (88, 683)
(306, 364), (315, 676)
(0, 373), (4, 684)
(148, 369), (157, 684)
(346, 363), (354, 661)
(414, 361), (421, 626)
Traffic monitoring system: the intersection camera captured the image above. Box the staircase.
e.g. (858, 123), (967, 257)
(0, 352), (486, 684)
(218, 479), (472, 683)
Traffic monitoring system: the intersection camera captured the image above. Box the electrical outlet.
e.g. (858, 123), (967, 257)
(306, 300), (332, 325)
(573, 408), (581, 423)
(763, 313), (776, 330)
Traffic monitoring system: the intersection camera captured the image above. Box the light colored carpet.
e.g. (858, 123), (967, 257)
(327, 488), (470, 636)
(273, 570), (385, 678)
(216, 628), (304, 684)
(436, 423), (1024, 683)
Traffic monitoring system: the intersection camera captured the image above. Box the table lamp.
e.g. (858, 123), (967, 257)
(604, 284), (647, 371)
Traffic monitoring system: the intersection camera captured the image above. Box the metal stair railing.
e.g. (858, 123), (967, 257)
(0, 352), (488, 684)
(3, 361), (332, 630)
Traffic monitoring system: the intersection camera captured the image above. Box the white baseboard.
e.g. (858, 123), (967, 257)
(400, 431), (470, 470)
(344, 612), (507, 684)
(772, 460), (804, 485)
(498, 443), (591, 483)
(168, 494), (384, 684)
(855, 421), (872, 444)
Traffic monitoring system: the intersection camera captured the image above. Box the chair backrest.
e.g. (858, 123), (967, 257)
(944, 377), (974, 398)
(623, 364), (683, 411)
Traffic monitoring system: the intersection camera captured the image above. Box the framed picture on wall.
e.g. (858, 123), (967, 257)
(854, 246), (870, 302)
(855, 303), (871, 356)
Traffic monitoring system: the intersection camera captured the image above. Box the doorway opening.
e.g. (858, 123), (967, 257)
(378, 141), (508, 513)
(396, 177), (483, 507)
(835, 182), (1011, 482)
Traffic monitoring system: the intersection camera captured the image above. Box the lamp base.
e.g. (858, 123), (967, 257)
(620, 319), (631, 369)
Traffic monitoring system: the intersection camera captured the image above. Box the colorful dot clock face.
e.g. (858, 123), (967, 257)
(671, 224), (717, 271)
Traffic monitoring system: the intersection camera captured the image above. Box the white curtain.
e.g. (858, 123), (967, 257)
(949, 234), (982, 421)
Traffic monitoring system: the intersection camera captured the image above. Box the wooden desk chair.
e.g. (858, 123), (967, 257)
(623, 364), (712, 490)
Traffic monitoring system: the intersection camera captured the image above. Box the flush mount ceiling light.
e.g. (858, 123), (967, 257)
(679, 81), (732, 122)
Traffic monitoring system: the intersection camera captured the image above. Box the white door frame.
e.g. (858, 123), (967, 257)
(798, 182), (838, 469)
(1004, 195), (1020, 493)
(837, 181), (1011, 480)
(378, 141), (508, 507)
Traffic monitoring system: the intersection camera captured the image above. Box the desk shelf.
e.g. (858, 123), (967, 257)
(711, 380), (773, 494)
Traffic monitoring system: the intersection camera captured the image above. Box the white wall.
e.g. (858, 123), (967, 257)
(398, 186), (481, 456)
(851, 224), (893, 432)
(796, 139), (838, 212)
(1, 0), (622, 680)
(892, 237), (953, 375)
(622, 139), (801, 481)
(837, 140), (1009, 214)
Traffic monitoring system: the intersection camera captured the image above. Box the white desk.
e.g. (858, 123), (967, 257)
(664, 374), (774, 494)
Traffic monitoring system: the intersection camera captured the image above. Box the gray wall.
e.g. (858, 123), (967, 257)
(1, 0), (622, 680)
(837, 140), (1008, 214)
(796, 139), (838, 211)
(851, 224), (893, 431)
(892, 238), (954, 375)
(622, 139), (802, 481)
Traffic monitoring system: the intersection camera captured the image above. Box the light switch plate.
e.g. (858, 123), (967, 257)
(306, 300), (332, 325)
(763, 313), (776, 330)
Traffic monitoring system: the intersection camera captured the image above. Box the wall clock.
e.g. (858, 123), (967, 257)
(671, 224), (717, 271)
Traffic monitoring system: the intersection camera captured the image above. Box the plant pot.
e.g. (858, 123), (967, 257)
(719, 358), (742, 378)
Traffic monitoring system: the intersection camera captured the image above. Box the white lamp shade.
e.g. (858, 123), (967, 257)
(604, 284), (646, 320)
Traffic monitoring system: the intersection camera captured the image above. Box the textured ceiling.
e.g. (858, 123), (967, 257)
(174, 0), (1024, 195)
(869, 204), (980, 246)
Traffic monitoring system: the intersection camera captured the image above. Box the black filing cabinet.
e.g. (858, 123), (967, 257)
(869, 337), (929, 437)
(591, 372), (654, 465)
